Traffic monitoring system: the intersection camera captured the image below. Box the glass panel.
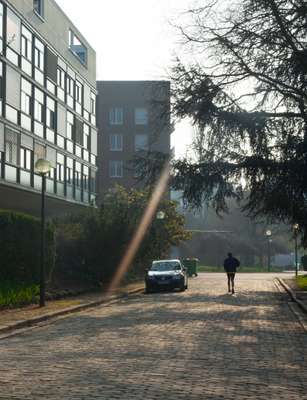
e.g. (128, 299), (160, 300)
(7, 8), (20, 53)
(34, 142), (45, 163)
(135, 108), (148, 125)
(33, 0), (44, 17)
(5, 105), (18, 123)
(5, 165), (17, 182)
(135, 134), (149, 151)
(109, 161), (123, 178)
(69, 30), (87, 65)
(109, 107), (123, 125)
(0, 3), (3, 38)
(5, 128), (18, 165)
(20, 170), (31, 186)
(57, 182), (65, 196)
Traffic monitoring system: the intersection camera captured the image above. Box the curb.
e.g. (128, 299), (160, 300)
(0, 286), (144, 336)
(277, 278), (307, 315)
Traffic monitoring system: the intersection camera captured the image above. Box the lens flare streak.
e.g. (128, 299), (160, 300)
(106, 164), (170, 295)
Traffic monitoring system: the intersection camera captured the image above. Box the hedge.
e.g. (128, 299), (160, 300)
(0, 210), (55, 284)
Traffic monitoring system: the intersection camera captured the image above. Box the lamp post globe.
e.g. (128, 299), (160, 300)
(156, 211), (165, 220)
(35, 158), (51, 175)
(265, 229), (272, 237)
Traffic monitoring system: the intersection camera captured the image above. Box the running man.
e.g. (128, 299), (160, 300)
(223, 252), (240, 294)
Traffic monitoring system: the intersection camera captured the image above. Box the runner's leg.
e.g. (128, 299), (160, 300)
(227, 273), (231, 292)
(231, 273), (235, 293)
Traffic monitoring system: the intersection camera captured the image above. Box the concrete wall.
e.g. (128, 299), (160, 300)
(6, 0), (96, 87)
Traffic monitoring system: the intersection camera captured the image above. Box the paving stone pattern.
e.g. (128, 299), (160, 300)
(1, 273), (307, 399)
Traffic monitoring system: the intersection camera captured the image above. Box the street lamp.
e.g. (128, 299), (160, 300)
(156, 210), (165, 220)
(293, 223), (299, 277)
(265, 229), (272, 272)
(35, 158), (51, 307)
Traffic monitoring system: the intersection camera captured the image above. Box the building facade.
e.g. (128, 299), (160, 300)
(0, 0), (97, 216)
(96, 80), (171, 198)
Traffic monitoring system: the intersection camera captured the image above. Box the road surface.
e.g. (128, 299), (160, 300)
(1, 273), (307, 399)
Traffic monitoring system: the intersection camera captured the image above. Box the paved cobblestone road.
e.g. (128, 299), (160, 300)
(1, 273), (307, 399)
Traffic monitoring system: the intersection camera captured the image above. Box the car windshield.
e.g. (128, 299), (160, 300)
(151, 262), (181, 271)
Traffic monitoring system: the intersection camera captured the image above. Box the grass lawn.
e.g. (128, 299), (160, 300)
(296, 274), (307, 291)
(198, 265), (291, 273)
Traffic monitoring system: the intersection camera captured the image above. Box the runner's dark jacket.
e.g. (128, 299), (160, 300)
(224, 256), (240, 273)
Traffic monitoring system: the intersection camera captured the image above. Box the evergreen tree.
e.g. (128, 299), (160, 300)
(171, 0), (307, 244)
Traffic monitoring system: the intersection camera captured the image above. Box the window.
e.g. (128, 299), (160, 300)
(66, 75), (74, 97)
(83, 165), (89, 191)
(21, 92), (31, 114)
(34, 38), (44, 71)
(46, 97), (55, 130)
(0, 63), (3, 111)
(34, 100), (43, 121)
(21, 78), (32, 115)
(75, 118), (83, 145)
(110, 134), (123, 151)
(135, 134), (149, 151)
(56, 163), (64, 182)
(109, 160), (123, 178)
(75, 161), (81, 187)
(34, 88), (44, 122)
(76, 80), (83, 105)
(67, 111), (74, 140)
(6, 65), (20, 109)
(135, 108), (148, 125)
(109, 107), (123, 125)
(66, 158), (73, 184)
(33, 0), (44, 18)
(69, 30), (87, 65)
(6, 8), (20, 53)
(48, 167), (55, 179)
(0, 3), (3, 39)
(46, 48), (57, 84)
(91, 92), (96, 115)
(34, 142), (46, 162)
(20, 147), (31, 170)
(56, 153), (64, 182)
(21, 26), (32, 61)
(83, 124), (90, 149)
(57, 68), (65, 89)
(5, 129), (18, 165)
(90, 169), (96, 193)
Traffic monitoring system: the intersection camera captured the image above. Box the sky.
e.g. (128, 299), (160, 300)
(55, 0), (195, 157)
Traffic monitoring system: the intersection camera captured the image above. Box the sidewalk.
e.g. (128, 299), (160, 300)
(0, 281), (144, 336)
(278, 276), (307, 314)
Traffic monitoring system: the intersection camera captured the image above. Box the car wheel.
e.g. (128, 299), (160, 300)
(145, 285), (153, 294)
(179, 283), (185, 292)
(185, 282), (188, 290)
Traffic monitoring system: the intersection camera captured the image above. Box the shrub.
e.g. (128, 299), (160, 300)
(0, 281), (39, 308)
(0, 210), (55, 284)
(301, 255), (307, 271)
(54, 187), (190, 285)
